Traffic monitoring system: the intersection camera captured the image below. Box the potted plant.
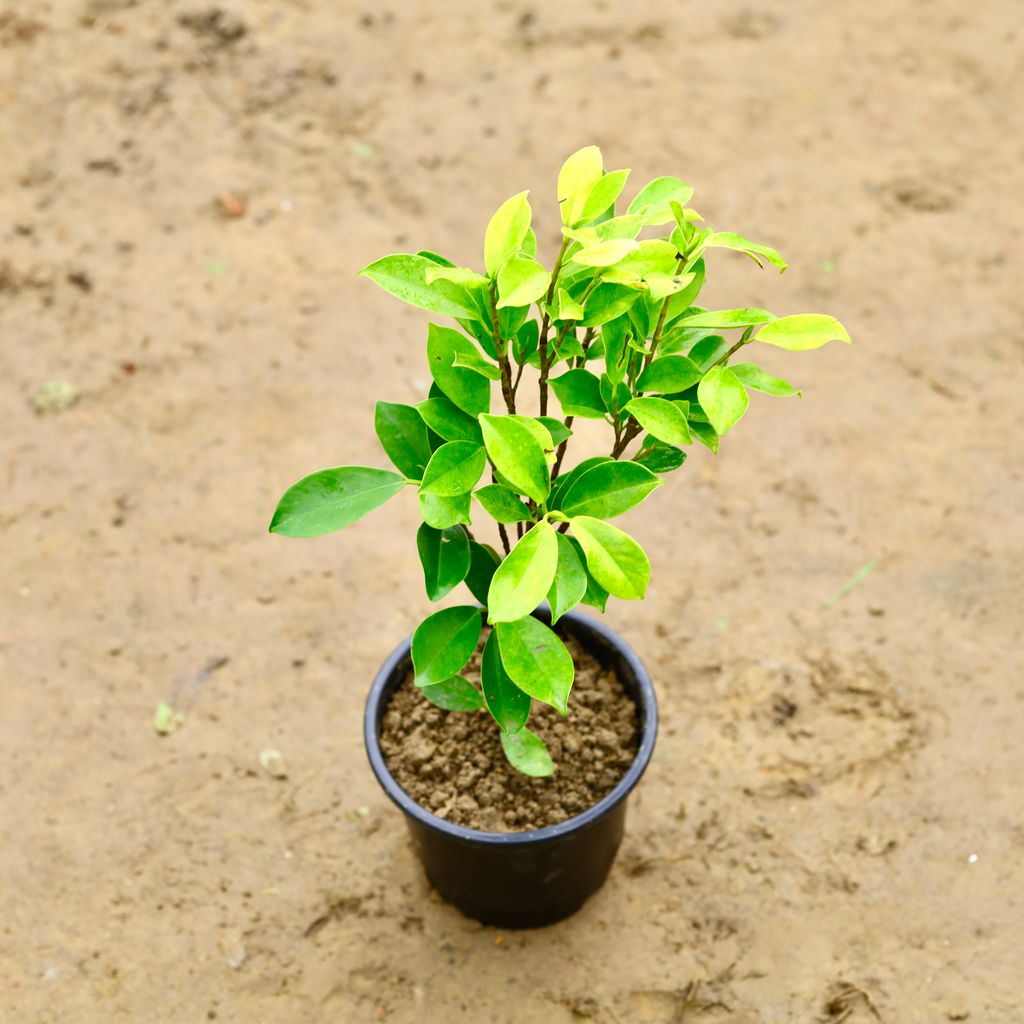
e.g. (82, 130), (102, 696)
(269, 146), (851, 927)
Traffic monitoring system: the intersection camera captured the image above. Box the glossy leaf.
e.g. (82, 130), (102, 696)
(374, 401), (432, 480)
(578, 168), (631, 224)
(500, 727), (554, 777)
(412, 606), (482, 687)
(570, 516), (650, 600)
(417, 523), (470, 602)
(613, 239), (680, 277)
(556, 460), (662, 519)
(550, 368), (606, 419)
(688, 420), (719, 454)
(570, 535), (610, 612)
(549, 455), (614, 510)
(474, 484), (533, 524)
(574, 238), (639, 268)
(536, 416), (572, 447)
(417, 396), (484, 444)
(270, 467), (406, 538)
(360, 254), (479, 319)
(626, 176), (694, 224)
(481, 630), (530, 734)
(427, 323), (492, 416)
(495, 616), (574, 715)
(548, 533), (588, 624)
(484, 191), (532, 275)
(634, 435), (687, 474)
(513, 318), (540, 365)
(451, 346), (501, 380)
(556, 287), (584, 320)
(730, 362), (801, 397)
(581, 283), (643, 327)
(421, 675), (483, 712)
(688, 334), (731, 370)
(755, 314), (852, 351)
(635, 355), (702, 394)
(697, 366), (749, 436)
(419, 441), (487, 497)
(496, 254), (550, 309)
(464, 541), (501, 605)
(704, 231), (787, 271)
(419, 491), (472, 529)
(677, 308), (776, 329)
(558, 145), (604, 225)
(479, 414), (551, 504)
(487, 521), (558, 623)
(625, 397), (692, 446)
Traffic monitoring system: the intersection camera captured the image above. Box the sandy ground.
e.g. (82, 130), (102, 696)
(2, 1), (1023, 1021)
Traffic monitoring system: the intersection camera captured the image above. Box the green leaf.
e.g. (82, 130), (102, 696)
(496, 254), (550, 309)
(577, 168), (631, 224)
(549, 368), (606, 419)
(417, 523), (471, 602)
(730, 362), (801, 397)
(421, 675), (483, 712)
(613, 239), (680, 277)
(548, 533), (588, 624)
(626, 176), (695, 224)
(374, 401), (432, 480)
(514, 319), (540, 364)
(424, 265), (490, 288)
(703, 231), (787, 271)
(464, 540), (501, 605)
(556, 460), (662, 519)
(755, 314), (852, 351)
(574, 238), (639, 268)
(558, 145), (604, 226)
(487, 521), (558, 623)
(600, 374), (632, 417)
(635, 355), (702, 394)
(417, 396), (484, 444)
(687, 334), (731, 370)
(484, 191), (532, 275)
(451, 347), (501, 380)
(412, 606), (482, 687)
(688, 420), (719, 454)
(677, 308), (776, 329)
(481, 630), (530, 734)
(419, 441), (487, 497)
(479, 414), (551, 504)
(549, 455), (613, 510)
(570, 516), (650, 600)
(581, 283), (643, 327)
(662, 257), (707, 325)
(556, 287), (584, 320)
(624, 397), (692, 446)
(270, 467), (406, 538)
(417, 250), (455, 267)
(536, 416), (572, 447)
(427, 323), (492, 416)
(419, 491), (472, 529)
(633, 437), (687, 473)
(569, 535), (609, 612)
(697, 366), (749, 436)
(474, 484), (533, 524)
(500, 727), (554, 777)
(359, 254), (480, 319)
(494, 617), (574, 715)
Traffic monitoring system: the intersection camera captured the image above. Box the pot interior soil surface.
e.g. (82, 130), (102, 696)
(379, 628), (639, 831)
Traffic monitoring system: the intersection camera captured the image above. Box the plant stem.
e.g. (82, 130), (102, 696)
(497, 522), (511, 555)
(489, 282), (516, 414)
(536, 236), (570, 416)
(642, 255), (688, 370)
(709, 337), (750, 369)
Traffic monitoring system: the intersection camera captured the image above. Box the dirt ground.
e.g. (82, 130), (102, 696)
(2, 1), (1022, 1021)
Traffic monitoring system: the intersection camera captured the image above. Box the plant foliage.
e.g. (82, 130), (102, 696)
(271, 147), (852, 777)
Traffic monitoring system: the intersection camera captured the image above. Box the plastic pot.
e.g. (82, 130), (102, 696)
(363, 608), (658, 928)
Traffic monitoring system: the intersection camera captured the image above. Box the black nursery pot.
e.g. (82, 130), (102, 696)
(364, 608), (658, 929)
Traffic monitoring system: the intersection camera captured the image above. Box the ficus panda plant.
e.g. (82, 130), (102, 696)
(270, 146), (851, 779)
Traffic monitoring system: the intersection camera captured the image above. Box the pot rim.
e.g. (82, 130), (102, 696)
(363, 607), (658, 847)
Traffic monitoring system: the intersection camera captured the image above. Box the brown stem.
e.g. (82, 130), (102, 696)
(497, 522), (511, 555)
(550, 415), (575, 478)
(709, 337), (749, 370)
(488, 282), (516, 414)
